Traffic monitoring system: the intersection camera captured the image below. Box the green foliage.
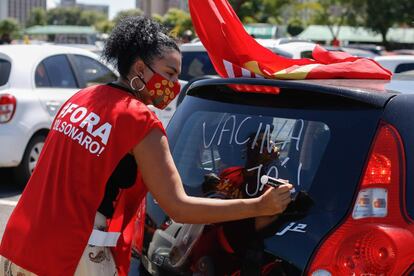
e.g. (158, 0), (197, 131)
(400, 0), (414, 26)
(79, 10), (107, 26)
(162, 8), (193, 37)
(152, 14), (164, 24)
(26, 8), (47, 27)
(95, 20), (114, 34)
(287, 18), (304, 36)
(361, 0), (414, 45)
(363, 0), (395, 43)
(310, 0), (360, 26)
(47, 7), (82, 25)
(113, 9), (143, 25)
(111, 8), (193, 37)
(44, 7), (108, 32)
(229, 0), (293, 24)
(0, 18), (21, 38)
(243, 16), (258, 24)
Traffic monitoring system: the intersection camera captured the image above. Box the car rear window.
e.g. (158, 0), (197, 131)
(167, 91), (382, 211)
(180, 51), (217, 81)
(0, 59), (11, 86)
(172, 111), (329, 198)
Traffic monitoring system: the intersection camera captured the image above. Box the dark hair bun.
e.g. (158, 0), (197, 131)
(102, 16), (179, 78)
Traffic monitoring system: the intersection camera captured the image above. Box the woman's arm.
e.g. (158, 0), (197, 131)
(133, 128), (292, 224)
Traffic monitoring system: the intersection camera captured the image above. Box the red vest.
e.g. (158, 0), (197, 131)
(0, 85), (164, 276)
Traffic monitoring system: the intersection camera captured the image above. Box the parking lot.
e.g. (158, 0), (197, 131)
(1, 1), (414, 272)
(0, 168), (22, 240)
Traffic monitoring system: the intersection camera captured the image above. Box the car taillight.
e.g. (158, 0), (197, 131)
(308, 122), (414, 275)
(229, 84), (280, 94)
(0, 94), (16, 123)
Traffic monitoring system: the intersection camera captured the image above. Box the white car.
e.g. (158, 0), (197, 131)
(374, 55), (414, 74)
(260, 40), (317, 59)
(0, 44), (118, 186)
(179, 40), (297, 81)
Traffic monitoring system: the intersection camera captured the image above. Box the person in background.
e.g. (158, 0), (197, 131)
(181, 29), (194, 43)
(0, 16), (293, 276)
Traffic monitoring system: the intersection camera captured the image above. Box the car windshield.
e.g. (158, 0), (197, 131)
(0, 59), (11, 86)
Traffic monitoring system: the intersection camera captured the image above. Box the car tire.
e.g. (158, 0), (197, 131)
(13, 134), (46, 187)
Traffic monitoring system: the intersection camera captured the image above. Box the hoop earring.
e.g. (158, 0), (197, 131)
(129, 76), (146, 91)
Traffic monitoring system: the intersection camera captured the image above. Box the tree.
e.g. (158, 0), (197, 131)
(362, 0), (414, 46)
(0, 18), (21, 39)
(152, 14), (164, 24)
(287, 18), (304, 36)
(95, 20), (114, 34)
(363, 0), (394, 45)
(400, 0), (414, 26)
(79, 10), (107, 26)
(162, 8), (193, 37)
(26, 7), (47, 27)
(113, 9), (143, 25)
(309, 0), (361, 43)
(229, 0), (293, 24)
(230, 0), (248, 13)
(47, 7), (82, 25)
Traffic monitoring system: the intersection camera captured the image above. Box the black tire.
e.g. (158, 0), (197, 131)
(13, 134), (46, 187)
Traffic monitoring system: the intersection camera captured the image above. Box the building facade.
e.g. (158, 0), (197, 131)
(77, 3), (108, 17)
(136, 0), (188, 16)
(60, 0), (75, 7)
(0, 0), (47, 24)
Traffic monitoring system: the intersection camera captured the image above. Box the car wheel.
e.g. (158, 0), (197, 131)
(13, 134), (46, 187)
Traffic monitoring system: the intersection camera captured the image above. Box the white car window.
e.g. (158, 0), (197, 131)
(181, 51), (216, 81)
(36, 55), (78, 88)
(395, 63), (414, 74)
(71, 55), (117, 87)
(0, 59), (11, 86)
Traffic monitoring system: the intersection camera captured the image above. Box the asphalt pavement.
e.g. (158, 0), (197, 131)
(0, 168), (22, 240)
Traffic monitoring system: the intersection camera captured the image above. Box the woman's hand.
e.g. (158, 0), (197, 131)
(257, 184), (293, 217)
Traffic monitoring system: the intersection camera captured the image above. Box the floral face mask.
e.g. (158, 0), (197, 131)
(138, 65), (181, 110)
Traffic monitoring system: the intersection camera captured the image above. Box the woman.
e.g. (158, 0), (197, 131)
(0, 16), (292, 276)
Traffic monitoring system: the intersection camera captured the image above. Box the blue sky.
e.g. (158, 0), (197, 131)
(47, 0), (136, 19)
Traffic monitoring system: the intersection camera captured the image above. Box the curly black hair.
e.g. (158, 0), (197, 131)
(102, 16), (180, 79)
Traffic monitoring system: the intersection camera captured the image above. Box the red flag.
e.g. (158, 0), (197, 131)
(189, 0), (391, 80)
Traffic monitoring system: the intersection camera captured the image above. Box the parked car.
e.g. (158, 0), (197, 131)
(345, 44), (385, 55)
(386, 49), (414, 56)
(0, 44), (118, 186)
(272, 41), (316, 59)
(179, 40), (295, 81)
(132, 75), (414, 275)
(375, 55), (414, 75)
(324, 46), (378, 58)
